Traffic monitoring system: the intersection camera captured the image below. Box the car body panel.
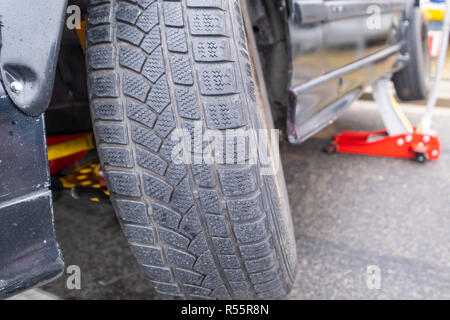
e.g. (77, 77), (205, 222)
(0, 2), (66, 298)
(287, 0), (409, 142)
(0, 0), (68, 116)
(0, 82), (64, 298)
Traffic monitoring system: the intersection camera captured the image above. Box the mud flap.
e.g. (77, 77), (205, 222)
(0, 82), (64, 298)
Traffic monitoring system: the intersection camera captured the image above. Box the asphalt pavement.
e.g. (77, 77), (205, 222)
(284, 101), (450, 299)
(12, 99), (449, 300)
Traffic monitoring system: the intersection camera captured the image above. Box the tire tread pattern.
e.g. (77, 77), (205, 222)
(87, 0), (293, 300)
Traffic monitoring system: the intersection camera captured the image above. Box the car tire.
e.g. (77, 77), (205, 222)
(86, 0), (297, 300)
(393, 7), (430, 101)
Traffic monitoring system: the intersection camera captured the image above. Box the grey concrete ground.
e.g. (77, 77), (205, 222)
(34, 100), (449, 300)
(285, 101), (450, 299)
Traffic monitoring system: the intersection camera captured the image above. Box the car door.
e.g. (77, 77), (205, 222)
(288, 0), (407, 142)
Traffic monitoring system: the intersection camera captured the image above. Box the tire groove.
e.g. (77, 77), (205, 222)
(157, 0), (237, 299)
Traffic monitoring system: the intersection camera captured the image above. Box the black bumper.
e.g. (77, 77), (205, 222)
(0, 82), (64, 298)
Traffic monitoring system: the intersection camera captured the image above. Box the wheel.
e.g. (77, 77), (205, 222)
(415, 152), (427, 163)
(86, 0), (297, 299)
(392, 6), (430, 101)
(323, 143), (337, 154)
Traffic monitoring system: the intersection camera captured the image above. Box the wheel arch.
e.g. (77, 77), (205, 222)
(246, 0), (292, 131)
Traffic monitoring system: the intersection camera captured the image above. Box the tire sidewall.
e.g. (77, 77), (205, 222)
(393, 6), (431, 101)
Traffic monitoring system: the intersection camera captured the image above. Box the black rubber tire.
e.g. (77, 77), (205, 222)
(393, 7), (430, 101)
(86, 0), (297, 300)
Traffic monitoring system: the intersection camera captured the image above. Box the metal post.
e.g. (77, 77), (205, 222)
(419, 0), (450, 133)
(372, 76), (413, 136)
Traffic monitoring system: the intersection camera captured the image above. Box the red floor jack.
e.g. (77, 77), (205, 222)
(327, 77), (441, 163)
(328, 2), (450, 163)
